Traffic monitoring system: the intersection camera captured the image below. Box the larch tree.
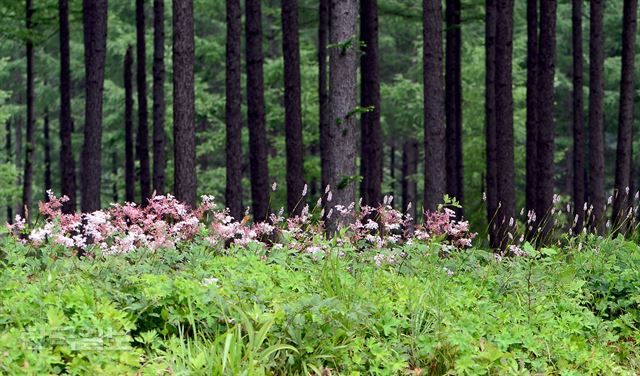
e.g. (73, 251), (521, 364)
(319, 0), (329, 192)
(572, 0), (585, 233)
(535, 0), (557, 243)
(495, 0), (515, 248)
(485, 0), (498, 246)
(225, 0), (242, 220)
(44, 110), (51, 196)
(59, 0), (76, 213)
(612, 0), (638, 232)
(588, 0), (605, 233)
(5, 119), (12, 221)
(282, 0), (305, 215)
(360, 0), (382, 208)
(81, 0), (108, 212)
(326, 0), (358, 233)
(172, 0), (197, 207)
(124, 46), (135, 203)
(445, 0), (463, 211)
(22, 0), (35, 221)
(423, 0), (446, 212)
(136, 0), (151, 203)
(246, 0), (270, 221)
(153, 0), (166, 194)
(525, 0), (538, 224)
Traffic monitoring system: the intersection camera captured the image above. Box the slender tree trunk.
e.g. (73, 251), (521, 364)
(525, 0), (538, 224)
(136, 0), (151, 203)
(535, 0), (557, 243)
(172, 0), (197, 207)
(111, 149), (118, 202)
(5, 120), (12, 221)
(152, 0), (166, 194)
(495, 0), (515, 248)
(15, 115), (22, 218)
(225, 0), (242, 220)
(612, 0), (638, 233)
(22, 0), (35, 221)
(572, 0), (585, 233)
(402, 139), (418, 225)
(44, 109), (52, 197)
(485, 0), (498, 246)
(326, 0), (358, 232)
(445, 0), (463, 211)
(282, 0), (305, 215)
(59, 0), (76, 213)
(389, 145), (396, 207)
(246, 0), (270, 221)
(588, 0), (605, 233)
(319, 0), (330, 193)
(124, 47), (135, 203)
(360, 0), (382, 208)
(81, 0), (108, 212)
(423, 0), (446, 212)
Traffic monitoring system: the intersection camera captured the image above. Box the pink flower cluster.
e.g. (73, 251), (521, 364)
(7, 191), (476, 259)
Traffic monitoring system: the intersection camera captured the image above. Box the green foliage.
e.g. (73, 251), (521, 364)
(1, 236), (639, 374)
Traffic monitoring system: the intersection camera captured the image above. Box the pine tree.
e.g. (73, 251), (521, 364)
(225, 0), (242, 220)
(59, 0), (76, 213)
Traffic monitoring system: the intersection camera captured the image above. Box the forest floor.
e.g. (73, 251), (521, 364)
(0, 235), (639, 375)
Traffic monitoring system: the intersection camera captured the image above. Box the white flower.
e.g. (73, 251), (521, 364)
(202, 277), (219, 286)
(302, 184), (308, 197)
(272, 182), (277, 191)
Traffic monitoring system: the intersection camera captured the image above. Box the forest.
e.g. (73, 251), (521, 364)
(1, 0), (640, 374)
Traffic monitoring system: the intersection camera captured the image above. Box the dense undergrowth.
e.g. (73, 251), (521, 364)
(1, 233), (639, 375)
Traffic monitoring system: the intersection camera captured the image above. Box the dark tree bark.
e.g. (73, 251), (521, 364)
(588, 0), (605, 233)
(44, 110), (52, 196)
(59, 0), (76, 213)
(319, 0), (329, 193)
(136, 0), (151, 203)
(81, 0), (108, 212)
(124, 47), (135, 203)
(22, 0), (35, 221)
(535, 0), (557, 242)
(326, 0), (357, 232)
(111, 150), (118, 202)
(389, 145), (396, 205)
(5, 120), (12, 221)
(445, 0), (463, 211)
(172, 0), (197, 207)
(525, 0), (538, 223)
(225, 0), (242, 220)
(282, 0), (305, 215)
(246, 0), (270, 221)
(402, 139), (418, 225)
(485, 0), (498, 246)
(360, 0), (382, 208)
(572, 0), (585, 233)
(423, 0), (446, 212)
(612, 0), (638, 232)
(152, 0), (166, 194)
(495, 0), (515, 248)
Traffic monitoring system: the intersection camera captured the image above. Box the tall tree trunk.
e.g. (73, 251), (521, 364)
(22, 0), (35, 221)
(495, 0), (515, 248)
(282, 0), (305, 215)
(44, 109), (52, 196)
(81, 0), (108, 212)
(572, 0), (585, 233)
(445, 0), (463, 211)
(225, 0), (242, 220)
(326, 0), (357, 232)
(111, 149), (118, 202)
(319, 0), (329, 193)
(5, 120), (12, 221)
(525, 0), (538, 224)
(360, 0), (382, 208)
(152, 0), (166, 194)
(246, 0), (270, 221)
(59, 0), (76, 213)
(485, 0), (498, 246)
(137, 0), (151, 203)
(535, 0), (557, 243)
(124, 47), (135, 203)
(389, 145), (396, 205)
(588, 0), (605, 233)
(612, 0), (638, 233)
(172, 0), (197, 207)
(402, 139), (418, 225)
(423, 0), (446, 212)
